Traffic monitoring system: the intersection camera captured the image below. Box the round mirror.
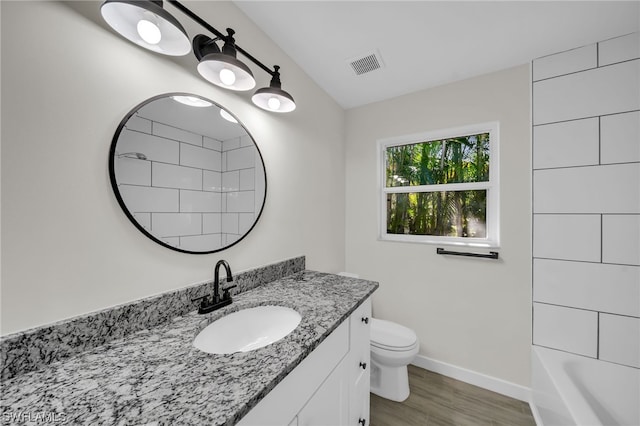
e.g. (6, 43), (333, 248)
(108, 93), (266, 254)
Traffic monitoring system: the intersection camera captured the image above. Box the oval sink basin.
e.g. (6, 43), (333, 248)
(193, 305), (302, 354)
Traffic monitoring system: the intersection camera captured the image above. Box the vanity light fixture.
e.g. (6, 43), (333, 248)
(252, 66), (296, 113)
(100, 0), (296, 113)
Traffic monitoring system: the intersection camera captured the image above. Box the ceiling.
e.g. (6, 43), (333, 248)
(234, 1), (640, 109)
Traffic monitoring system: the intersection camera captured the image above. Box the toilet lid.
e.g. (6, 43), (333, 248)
(370, 318), (417, 349)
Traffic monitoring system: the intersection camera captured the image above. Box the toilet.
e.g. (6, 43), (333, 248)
(370, 318), (419, 402)
(337, 273), (419, 403)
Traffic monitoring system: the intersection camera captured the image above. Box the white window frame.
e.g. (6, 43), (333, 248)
(378, 121), (500, 248)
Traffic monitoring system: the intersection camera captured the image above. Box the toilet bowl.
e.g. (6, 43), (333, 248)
(370, 318), (419, 402)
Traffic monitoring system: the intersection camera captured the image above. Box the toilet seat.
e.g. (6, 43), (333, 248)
(370, 318), (417, 351)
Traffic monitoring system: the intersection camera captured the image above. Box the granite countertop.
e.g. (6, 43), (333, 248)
(0, 271), (378, 425)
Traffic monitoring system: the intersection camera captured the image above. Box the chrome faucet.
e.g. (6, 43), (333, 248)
(192, 260), (237, 314)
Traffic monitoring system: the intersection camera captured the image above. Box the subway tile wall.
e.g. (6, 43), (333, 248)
(115, 116), (263, 249)
(532, 32), (640, 370)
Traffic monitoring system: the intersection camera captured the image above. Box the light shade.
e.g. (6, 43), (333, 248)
(197, 54), (256, 91)
(252, 87), (296, 113)
(252, 66), (296, 113)
(193, 33), (256, 91)
(101, 0), (191, 56)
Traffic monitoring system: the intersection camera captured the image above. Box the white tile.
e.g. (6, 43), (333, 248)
(179, 234), (222, 252)
(533, 118), (599, 169)
(533, 214), (601, 262)
(534, 259), (640, 317)
(203, 137), (222, 151)
(226, 191), (255, 213)
(221, 152), (228, 172)
(533, 44), (597, 81)
(114, 157), (151, 186)
(227, 146), (256, 171)
(180, 144), (221, 172)
(223, 137), (241, 151)
(222, 171), (240, 192)
(162, 236), (180, 247)
(153, 122), (202, 146)
(151, 213), (201, 237)
(152, 162), (202, 191)
(599, 32), (640, 66)
(240, 134), (254, 148)
(239, 168), (255, 191)
(603, 215), (640, 266)
(180, 190), (221, 213)
(222, 213), (239, 234)
(533, 60), (640, 125)
(225, 233), (240, 245)
(203, 171), (222, 192)
(118, 185), (178, 213)
(133, 212), (151, 231)
(601, 111), (640, 165)
(125, 115), (151, 133)
(239, 212), (256, 235)
(117, 129), (179, 163)
(534, 164), (640, 214)
(533, 303), (598, 357)
(203, 213), (221, 234)
(599, 314), (640, 368)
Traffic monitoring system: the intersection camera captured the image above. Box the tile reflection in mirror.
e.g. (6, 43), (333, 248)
(109, 93), (266, 254)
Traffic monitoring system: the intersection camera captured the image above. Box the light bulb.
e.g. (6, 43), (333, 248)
(267, 96), (281, 111)
(219, 68), (236, 86)
(137, 19), (162, 45)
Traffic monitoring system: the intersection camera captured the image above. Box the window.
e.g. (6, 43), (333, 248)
(378, 122), (499, 247)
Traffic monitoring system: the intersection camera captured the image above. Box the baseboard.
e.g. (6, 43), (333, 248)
(411, 354), (532, 403)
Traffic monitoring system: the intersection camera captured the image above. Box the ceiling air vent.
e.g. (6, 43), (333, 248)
(348, 50), (384, 76)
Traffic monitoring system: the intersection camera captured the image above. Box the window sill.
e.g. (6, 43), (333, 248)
(379, 234), (500, 249)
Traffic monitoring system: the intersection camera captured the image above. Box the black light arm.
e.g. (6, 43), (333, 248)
(167, 0), (276, 77)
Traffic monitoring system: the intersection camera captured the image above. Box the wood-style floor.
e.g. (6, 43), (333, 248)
(370, 365), (536, 426)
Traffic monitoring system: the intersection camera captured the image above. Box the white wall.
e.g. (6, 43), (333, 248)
(0, 1), (346, 335)
(345, 65), (532, 386)
(532, 33), (640, 369)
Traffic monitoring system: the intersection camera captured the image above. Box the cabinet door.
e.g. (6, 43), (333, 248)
(349, 298), (371, 426)
(352, 370), (370, 426)
(238, 322), (349, 426)
(298, 358), (349, 426)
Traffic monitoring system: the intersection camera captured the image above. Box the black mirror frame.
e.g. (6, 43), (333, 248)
(108, 92), (267, 254)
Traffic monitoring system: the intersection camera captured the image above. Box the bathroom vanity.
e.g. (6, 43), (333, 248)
(0, 264), (377, 426)
(239, 297), (372, 426)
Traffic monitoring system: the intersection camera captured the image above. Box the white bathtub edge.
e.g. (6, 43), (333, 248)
(533, 346), (603, 426)
(529, 396), (545, 426)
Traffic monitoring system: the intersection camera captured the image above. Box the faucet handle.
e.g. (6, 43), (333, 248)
(222, 285), (237, 300)
(191, 295), (210, 308)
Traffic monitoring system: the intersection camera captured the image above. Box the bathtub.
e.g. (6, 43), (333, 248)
(531, 346), (640, 426)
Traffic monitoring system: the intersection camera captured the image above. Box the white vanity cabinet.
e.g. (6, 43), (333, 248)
(238, 297), (372, 426)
